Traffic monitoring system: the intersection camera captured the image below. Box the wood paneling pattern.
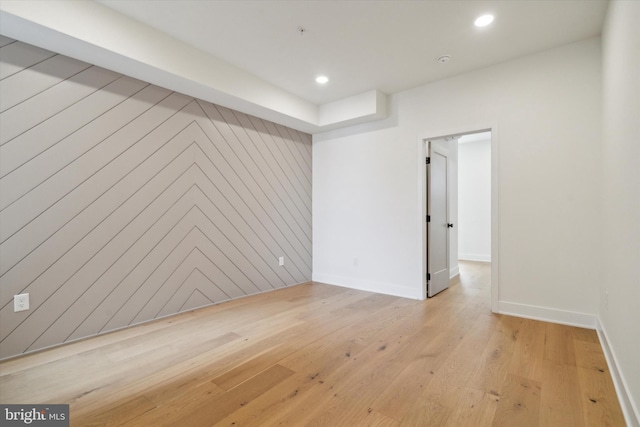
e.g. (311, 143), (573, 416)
(0, 37), (312, 359)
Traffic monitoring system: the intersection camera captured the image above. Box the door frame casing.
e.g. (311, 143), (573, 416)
(418, 123), (499, 313)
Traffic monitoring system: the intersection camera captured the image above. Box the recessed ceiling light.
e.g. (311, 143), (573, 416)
(437, 55), (451, 64)
(474, 14), (494, 27)
(315, 75), (329, 84)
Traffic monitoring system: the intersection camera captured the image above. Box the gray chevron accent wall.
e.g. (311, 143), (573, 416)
(0, 36), (312, 359)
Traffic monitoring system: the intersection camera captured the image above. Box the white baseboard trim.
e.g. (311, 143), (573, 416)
(312, 273), (420, 300)
(450, 265), (460, 279)
(498, 301), (597, 329)
(458, 253), (491, 262)
(597, 318), (640, 427)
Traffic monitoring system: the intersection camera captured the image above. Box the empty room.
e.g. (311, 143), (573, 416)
(0, 0), (638, 426)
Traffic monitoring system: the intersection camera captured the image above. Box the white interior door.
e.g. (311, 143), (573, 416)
(427, 142), (450, 297)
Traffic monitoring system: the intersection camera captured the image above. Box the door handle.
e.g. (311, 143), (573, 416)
(447, 223), (454, 228)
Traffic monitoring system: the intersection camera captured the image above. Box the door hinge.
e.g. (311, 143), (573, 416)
(426, 215), (430, 222)
(426, 157), (430, 164)
(427, 273), (431, 281)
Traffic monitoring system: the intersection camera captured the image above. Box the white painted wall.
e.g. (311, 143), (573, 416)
(458, 137), (491, 262)
(314, 37), (602, 318)
(600, 1), (640, 424)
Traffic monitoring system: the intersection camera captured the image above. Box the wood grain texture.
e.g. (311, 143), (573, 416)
(0, 38), (311, 359)
(0, 262), (625, 426)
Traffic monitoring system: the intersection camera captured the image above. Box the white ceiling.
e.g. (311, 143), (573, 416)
(97, 0), (608, 105)
(0, 0), (609, 132)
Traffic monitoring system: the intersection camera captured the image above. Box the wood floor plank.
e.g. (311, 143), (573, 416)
(468, 315), (519, 396)
(209, 292), (398, 392)
(65, 331), (241, 419)
(179, 364), (294, 426)
(574, 339), (610, 373)
(572, 326), (600, 344)
(0, 262), (626, 426)
(126, 380), (226, 426)
(543, 322), (577, 366)
(217, 323), (375, 426)
(507, 317), (546, 382)
(129, 364), (293, 426)
(415, 313), (499, 410)
(212, 370), (330, 426)
(443, 387), (498, 427)
(307, 408), (399, 427)
(72, 395), (156, 427)
(371, 327), (453, 421)
(398, 399), (450, 427)
(491, 373), (541, 427)
(540, 361), (585, 426)
(265, 305), (435, 425)
(574, 341), (625, 426)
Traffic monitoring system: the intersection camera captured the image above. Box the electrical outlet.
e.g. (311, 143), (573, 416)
(278, 256), (284, 267)
(14, 293), (29, 312)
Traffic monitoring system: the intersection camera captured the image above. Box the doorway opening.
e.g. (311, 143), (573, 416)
(420, 127), (497, 312)
(458, 132), (492, 264)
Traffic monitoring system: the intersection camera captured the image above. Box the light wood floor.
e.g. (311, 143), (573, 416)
(0, 262), (625, 426)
